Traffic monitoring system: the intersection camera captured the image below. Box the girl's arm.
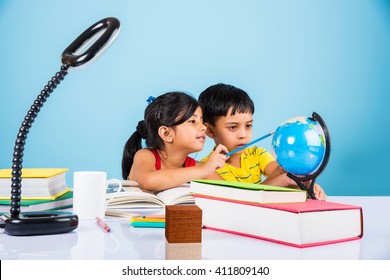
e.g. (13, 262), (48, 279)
(204, 172), (224, 180)
(130, 145), (228, 192)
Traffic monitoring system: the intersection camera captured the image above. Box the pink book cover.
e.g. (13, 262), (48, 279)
(194, 195), (364, 248)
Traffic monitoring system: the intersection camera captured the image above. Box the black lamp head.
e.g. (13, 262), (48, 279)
(62, 17), (120, 69)
(1, 17), (120, 236)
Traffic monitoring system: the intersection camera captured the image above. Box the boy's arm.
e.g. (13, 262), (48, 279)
(263, 161), (283, 179)
(262, 161), (327, 200)
(261, 161), (296, 187)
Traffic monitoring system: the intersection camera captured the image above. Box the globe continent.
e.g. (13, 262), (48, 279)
(272, 116), (326, 175)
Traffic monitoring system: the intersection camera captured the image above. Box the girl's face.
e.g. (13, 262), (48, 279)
(207, 108), (253, 155)
(172, 106), (206, 153)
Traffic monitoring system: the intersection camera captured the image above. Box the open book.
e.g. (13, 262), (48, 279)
(105, 181), (194, 218)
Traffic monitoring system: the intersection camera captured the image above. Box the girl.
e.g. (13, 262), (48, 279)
(122, 92), (228, 192)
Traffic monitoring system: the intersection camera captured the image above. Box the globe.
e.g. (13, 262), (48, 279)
(272, 116), (326, 176)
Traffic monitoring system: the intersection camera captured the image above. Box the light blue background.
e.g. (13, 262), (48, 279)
(1, 0), (389, 195)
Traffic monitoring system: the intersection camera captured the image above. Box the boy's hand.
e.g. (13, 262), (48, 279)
(313, 183), (327, 200)
(300, 180), (327, 200)
(266, 172), (327, 200)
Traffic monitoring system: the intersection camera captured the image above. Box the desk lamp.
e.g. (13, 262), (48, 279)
(1, 17), (120, 236)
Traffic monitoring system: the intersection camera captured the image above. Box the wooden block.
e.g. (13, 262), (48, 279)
(165, 240), (202, 260)
(165, 205), (202, 243)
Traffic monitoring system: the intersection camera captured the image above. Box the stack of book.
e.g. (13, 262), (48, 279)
(190, 179), (363, 248)
(0, 168), (73, 213)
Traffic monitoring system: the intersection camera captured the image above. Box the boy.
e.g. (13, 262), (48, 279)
(198, 83), (326, 200)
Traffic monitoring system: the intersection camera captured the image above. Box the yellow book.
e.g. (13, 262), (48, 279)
(0, 168), (70, 199)
(131, 217), (165, 223)
(0, 168), (69, 178)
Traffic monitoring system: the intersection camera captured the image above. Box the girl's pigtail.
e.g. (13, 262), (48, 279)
(121, 121), (145, 179)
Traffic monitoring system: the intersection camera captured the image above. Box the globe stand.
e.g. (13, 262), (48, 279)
(286, 112), (331, 200)
(1, 17), (120, 236)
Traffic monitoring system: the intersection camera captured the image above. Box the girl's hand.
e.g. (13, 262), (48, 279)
(202, 144), (229, 175)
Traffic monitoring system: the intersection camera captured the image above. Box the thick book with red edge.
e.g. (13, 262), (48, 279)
(194, 195), (363, 248)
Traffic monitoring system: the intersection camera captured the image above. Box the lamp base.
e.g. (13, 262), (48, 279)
(2, 211), (78, 236)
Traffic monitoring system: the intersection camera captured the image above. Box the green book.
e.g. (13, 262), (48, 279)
(0, 191), (73, 213)
(190, 179), (307, 204)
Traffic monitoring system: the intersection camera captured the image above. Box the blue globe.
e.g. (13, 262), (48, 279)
(272, 116), (326, 176)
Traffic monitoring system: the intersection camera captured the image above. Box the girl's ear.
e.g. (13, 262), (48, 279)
(158, 126), (174, 143)
(204, 123), (216, 139)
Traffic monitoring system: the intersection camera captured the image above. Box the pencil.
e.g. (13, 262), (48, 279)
(226, 132), (274, 156)
(96, 216), (111, 232)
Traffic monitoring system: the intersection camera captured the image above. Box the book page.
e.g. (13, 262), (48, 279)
(156, 184), (194, 205)
(106, 190), (165, 207)
(106, 182), (193, 209)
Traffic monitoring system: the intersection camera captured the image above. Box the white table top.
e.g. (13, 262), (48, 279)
(1, 196), (389, 260)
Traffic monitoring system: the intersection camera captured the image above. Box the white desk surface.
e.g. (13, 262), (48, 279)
(1, 196), (389, 260)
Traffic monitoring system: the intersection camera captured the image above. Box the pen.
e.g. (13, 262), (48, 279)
(96, 216), (111, 232)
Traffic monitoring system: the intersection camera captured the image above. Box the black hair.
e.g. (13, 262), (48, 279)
(198, 83), (255, 126)
(121, 92), (199, 179)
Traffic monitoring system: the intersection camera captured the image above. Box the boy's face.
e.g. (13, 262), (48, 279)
(205, 108), (253, 155)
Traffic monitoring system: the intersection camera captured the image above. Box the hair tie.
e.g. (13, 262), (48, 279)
(146, 96), (155, 105)
(136, 120), (147, 139)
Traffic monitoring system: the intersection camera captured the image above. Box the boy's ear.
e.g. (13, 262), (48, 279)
(204, 123), (216, 139)
(158, 126), (174, 143)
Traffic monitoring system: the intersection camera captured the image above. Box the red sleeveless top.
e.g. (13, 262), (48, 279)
(148, 148), (196, 170)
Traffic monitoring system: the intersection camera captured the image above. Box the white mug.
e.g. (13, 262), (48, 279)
(73, 171), (122, 219)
